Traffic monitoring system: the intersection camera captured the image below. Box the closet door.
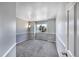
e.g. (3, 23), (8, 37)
(76, 3), (79, 57)
(69, 5), (74, 56)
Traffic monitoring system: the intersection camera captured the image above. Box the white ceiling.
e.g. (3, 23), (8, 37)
(16, 2), (63, 21)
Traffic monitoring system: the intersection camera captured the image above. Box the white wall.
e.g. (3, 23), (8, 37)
(36, 19), (56, 34)
(16, 18), (35, 43)
(16, 18), (28, 33)
(35, 19), (56, 42)
(56, 3), (67, 57)
(0, 2), (16, 57)
(47, 19), (56, 34)
(16, 18), (28, 43)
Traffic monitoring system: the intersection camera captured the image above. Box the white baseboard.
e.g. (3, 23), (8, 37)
(16, 39), (27, 44)
(36, 32), (56, 35)
(2, 39), (27, 57)
(56, 34), (73, 57)
(16, 32), (27, 35)
(67, 50), (73, 57)
(2, 43), (16, 57)
(56, 34), (66, 48)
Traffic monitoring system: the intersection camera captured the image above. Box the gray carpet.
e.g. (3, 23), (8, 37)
(16, 40), (59, 57)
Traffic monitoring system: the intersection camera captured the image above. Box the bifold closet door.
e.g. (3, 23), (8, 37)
(67, 3), (79, 57)
(68, 5), (74, 56)
(76, 3), (79, 57)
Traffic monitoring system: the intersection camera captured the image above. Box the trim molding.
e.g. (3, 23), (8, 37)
(16, 32), (56, 35)
(56, 34), (66, 57)
(16, 32), (27, 35)
(16, 39), (26, 44)
(56, 34), (73, 57)
(2, 43), (16, 57)
(67, 50), (73, 57)
(56, 34), (66, 48)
